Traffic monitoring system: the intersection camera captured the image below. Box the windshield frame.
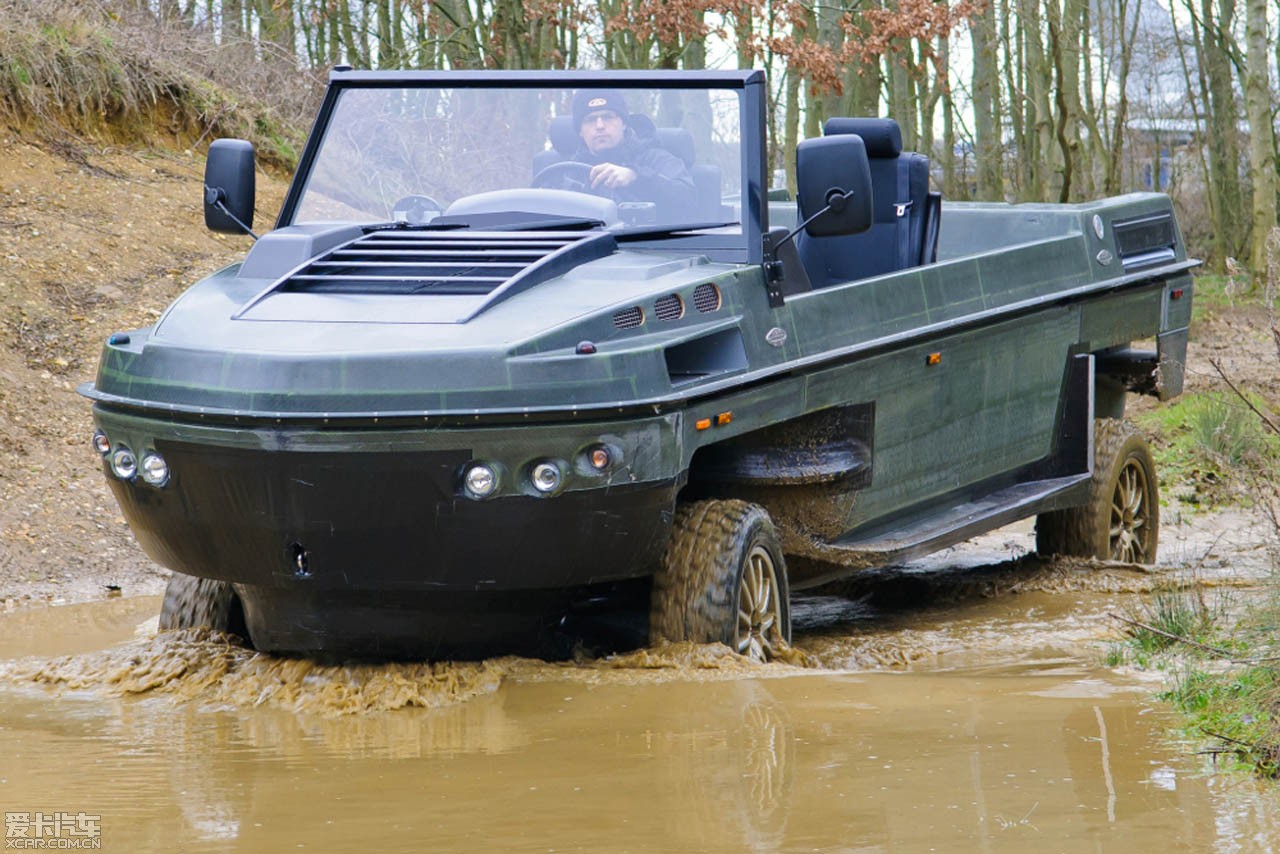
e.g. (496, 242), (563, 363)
(276, 68), (768, 264)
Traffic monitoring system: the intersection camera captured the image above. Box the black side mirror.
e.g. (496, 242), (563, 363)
(796, 135), (873, 237)
(204, 139), (256, 236)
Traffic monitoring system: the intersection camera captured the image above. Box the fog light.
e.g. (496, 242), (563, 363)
(140, 452), (169, 486)
(531, 461), (563, 494)
(464, 463), (498, 498)
(92, 430), (110, 456)
(588, 446), (611, 471)
(111, 446), (137, 480)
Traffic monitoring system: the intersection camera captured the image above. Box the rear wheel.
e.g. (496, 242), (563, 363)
(650, 500), (791, 661)
(158, 572), (250, 640)
(1035, 419), (1159, 563)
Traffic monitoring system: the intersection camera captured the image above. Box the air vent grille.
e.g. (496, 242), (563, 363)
(613, 306), (644, 330)
(1113, 213), (1177, 270)
(693, 283), (721, 313)
(654, 294), (684, 321)
(276, 230), (594, 296)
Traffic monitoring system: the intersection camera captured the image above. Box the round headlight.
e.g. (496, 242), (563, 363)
(92, 430), (111, 456)
(531, 461), (563, 494)
(140, 452), (169, 486)
(464, 463), (498, 498)
(111, 446), (137, 480)
(588, 446), (612, 471)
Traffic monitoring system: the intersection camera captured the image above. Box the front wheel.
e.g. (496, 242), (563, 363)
(650, 500), (791, 661)
(1036, 419), (1159, 563)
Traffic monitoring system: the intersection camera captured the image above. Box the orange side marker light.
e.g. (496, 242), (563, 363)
(716, 412), (733, 426)
(926, 352), (943, 366)
(695, 418), (712, 431)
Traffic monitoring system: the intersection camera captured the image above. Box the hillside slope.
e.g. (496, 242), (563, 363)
(0, 132), (286, 606)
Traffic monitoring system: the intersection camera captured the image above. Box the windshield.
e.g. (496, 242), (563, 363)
(290, 84), (745, 234)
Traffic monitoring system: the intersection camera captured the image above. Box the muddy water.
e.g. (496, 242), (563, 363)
(3, 524), (1279, 851)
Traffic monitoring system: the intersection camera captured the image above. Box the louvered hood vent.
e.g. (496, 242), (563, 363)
(235, 228), (617, 323)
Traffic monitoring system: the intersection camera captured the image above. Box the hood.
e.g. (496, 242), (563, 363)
(83, 225), (747, 420)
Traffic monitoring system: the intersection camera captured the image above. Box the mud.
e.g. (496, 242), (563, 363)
(2, 511), (1278, 850)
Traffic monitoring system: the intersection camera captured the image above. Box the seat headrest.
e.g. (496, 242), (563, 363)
(823, 118), (903, 158)
(627, 113), (657, 139)
(655, 127), (695, 168)
(547, 114), (579, 156)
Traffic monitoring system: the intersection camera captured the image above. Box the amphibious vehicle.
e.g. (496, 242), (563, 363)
(83, 69), (1194, 660)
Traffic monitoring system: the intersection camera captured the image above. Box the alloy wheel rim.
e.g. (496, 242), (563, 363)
(1109, 458), (1150, 562)
(737, 545), (783, 661)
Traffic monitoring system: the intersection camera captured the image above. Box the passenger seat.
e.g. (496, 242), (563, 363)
(796, 117), (940, 287)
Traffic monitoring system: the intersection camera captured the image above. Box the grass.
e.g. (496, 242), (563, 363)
(1109, 581), (1280, 778)
(1189, 270), (1278, 325)
(1136, 391), (1280, 509)
(1190, 274), (1244, 325)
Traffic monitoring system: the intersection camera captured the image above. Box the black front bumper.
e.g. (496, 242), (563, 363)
(106, 439), (677, 657)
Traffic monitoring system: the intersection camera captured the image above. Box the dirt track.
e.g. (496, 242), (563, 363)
(0, 135), (286, 607)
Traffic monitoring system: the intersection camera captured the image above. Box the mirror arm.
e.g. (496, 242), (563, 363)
(763, 187), (855, 307)
(204, 185), (260, 240)
(770, 187), (856, 256)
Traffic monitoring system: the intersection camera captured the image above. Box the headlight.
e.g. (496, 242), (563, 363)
(111, 446), (137, 480)
(530, 461), (563, 494)
(464, 463), (498, 499)
(92, 430), (111, 456)
(140, 452), (170, 486)
(587, 445), (612, 471)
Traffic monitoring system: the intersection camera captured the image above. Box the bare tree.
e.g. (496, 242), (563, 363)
(1243, 0), (1276, 275)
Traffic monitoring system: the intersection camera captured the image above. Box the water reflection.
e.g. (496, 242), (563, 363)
(2, 580), (1279, 851)
(6, 660), (1277, 852)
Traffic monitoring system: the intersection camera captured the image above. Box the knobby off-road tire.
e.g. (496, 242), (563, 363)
(158, 572), (250, 639)
(1035, 418), (1159, 563)
(650, 499), (791, 661)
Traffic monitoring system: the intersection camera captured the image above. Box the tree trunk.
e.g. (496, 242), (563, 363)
(258, 0), (296, 57)
(1201, 0), (1246, 264)
(1001, 0), (1027, 199)
(784, 64), (801, 193)
(940, 35), (958, 196)
(1105, 0), (1142, 195)
(971, 0), (1004, 200)
(1244, 0), (1277, 275)
(222, 0), (245, 39)
(1047, 0), (1086, 202)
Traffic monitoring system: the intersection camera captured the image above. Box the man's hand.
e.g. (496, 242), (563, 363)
(589, 163), (637, 190)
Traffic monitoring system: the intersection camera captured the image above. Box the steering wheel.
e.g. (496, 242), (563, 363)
(531, 161), (595, 193)
(391, 194), (445, 224)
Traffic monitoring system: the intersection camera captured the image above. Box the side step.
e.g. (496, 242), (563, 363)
(824, 473), (1092, 566)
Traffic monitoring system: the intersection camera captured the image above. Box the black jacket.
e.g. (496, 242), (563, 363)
(574, 129), (697, 221)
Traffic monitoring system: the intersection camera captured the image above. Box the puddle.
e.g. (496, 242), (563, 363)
(2, 516), (1278, 851)
(3, 652), (1278, 851)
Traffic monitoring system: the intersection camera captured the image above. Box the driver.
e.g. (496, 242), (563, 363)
(569, 89), (697, 221)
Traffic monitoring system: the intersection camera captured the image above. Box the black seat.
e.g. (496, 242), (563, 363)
(531, 115), (581, 176)
(796, 117), (940, 287)
(533, 115), (721, 221)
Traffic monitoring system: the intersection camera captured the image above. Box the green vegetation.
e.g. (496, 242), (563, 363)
(1110, 582), (1280, 777)
(1135, 272), (1280, 510)
(1190, 274), (1254, 325)
(1136, 391), (1280, 509)
(0, 1), (317, 169)
(1118, 266), (1280, 781)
